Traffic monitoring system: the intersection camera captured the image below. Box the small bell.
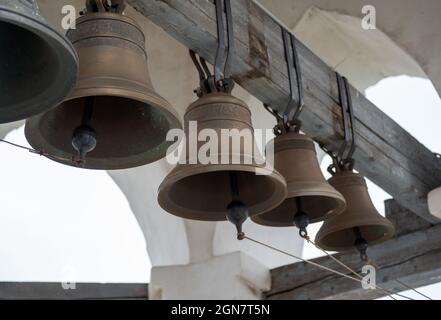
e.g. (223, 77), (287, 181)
(251, 131), (346, 229)
(158, 92), (287, 222)
(0, 0), (78, 123)
(315, 166), (395, 255)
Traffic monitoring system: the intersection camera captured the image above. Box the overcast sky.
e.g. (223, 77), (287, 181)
(0, 75), (440, 299)
(0, 129), (150, 283)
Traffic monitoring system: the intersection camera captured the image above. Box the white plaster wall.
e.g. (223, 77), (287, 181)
(258, 0), (439, 95)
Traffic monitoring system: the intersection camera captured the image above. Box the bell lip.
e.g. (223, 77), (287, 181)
(285, 181), (345, 200)
(251, 188), (347, 227)
(24, 88), (183, 170)
(157, 164), (288, 221)
(315, 219), (396, 251)
(0, 6), (79, 123)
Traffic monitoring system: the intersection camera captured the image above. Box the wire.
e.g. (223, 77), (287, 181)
(242, 234), (416, 300)
(0, 139), (41, 154)
(243, 235), (362, 283)
(303, 236), (403, 300)
(303, 236), (430, 300)
(0, 139), (80, 165)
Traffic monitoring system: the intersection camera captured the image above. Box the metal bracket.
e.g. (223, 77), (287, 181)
(326, 73), (356, 174)
(264, 27), (304, 135)
(190, 0), (235, 96)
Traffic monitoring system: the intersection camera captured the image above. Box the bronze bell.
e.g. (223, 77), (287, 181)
(25, 1), (181, 169)
(316, 166), (395, 253)
(158, 92), (287, 223)
(252, 131), (346, 228)
(0, 0), (78, 123)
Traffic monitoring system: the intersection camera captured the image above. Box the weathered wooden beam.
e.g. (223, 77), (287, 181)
(0, 282), (148, 300)
(126, 0), (441, 223)
(267, 200), (441, 300)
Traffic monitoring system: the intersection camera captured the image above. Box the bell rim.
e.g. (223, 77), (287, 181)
(158, 164), (288, 221)
(251, 189), (346, 227)
(24, 88), (183, 170)
(0, 6), (79, 123)
(315, 219), (396, 251)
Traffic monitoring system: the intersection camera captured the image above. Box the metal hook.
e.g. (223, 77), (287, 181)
(190, 50), (216, 97)
(190, 0), (234, 96)
(263, 103), (286, 136)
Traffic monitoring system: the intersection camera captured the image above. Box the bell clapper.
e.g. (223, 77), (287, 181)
(353, 227), (369, 262)
(72, 96), (97, 165)
(294, 197), (310, 239)
(226, 171), (249, 240)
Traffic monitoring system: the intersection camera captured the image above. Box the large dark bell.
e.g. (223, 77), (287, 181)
(0, 0), (78, 123)
(158, 92), (287, 221)
(25, 9), (181, 170)
(252, 132), (346, 227)
(315, 170), (395, 251)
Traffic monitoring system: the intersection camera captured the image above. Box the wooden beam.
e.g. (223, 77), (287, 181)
(267, 200), (441, 300)
(127, 0), (441, 223)
(0, 282), (148, 300)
